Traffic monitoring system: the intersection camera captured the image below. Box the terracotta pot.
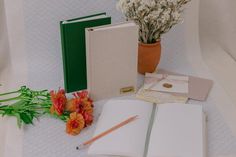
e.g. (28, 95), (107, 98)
(138, 41), (161, 74)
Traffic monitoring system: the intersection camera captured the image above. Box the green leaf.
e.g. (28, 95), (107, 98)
(4, 108), (13, 116)
(10, 100), (27, 108)
(20, 113), (33, 125)
(0, 86), (51, 128)
(15, 113), (22, 128)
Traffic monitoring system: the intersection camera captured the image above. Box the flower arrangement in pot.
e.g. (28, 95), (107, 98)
(117, 0), (191, 74)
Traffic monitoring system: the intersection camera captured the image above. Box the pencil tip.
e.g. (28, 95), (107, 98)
(76, 144), (86, 150)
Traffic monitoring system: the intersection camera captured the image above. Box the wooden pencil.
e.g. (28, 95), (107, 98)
(77, 115), (138, 149)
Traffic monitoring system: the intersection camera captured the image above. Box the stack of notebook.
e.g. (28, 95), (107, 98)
(60, 13), (111, 93)
(60, 13), (138, 100)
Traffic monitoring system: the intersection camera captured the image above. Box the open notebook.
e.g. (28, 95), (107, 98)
(88, 100), (206, 157)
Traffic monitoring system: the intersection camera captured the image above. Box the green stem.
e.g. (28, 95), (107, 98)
(47, 113), (68, 122)
(20, 105), (49, 110)
(0, 105), (10, 109)
(0, 96), (21, 103)
(36, 98), (51, 102)
(20, 97), (33, 102)
(0, 90), (20, 97)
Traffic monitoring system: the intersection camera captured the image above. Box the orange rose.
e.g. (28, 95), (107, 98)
(66, 90), (94, 114)
(50, 89), (67, 115)
(66, 112), (85, 135)
(81, 100), (93, 114)
(65, 98), (82, 113)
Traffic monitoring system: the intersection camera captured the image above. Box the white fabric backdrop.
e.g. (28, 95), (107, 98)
(0, 1), (26, 157)
(1, 0), (236, 157)
(0, 0), (11, 156)
(199, 0), (236, 108)
(200, 0), (236, 60)
(0, 0), (10, 91)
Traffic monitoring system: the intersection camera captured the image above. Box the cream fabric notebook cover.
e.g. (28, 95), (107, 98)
(86, 22), (138, 101)
(88, 100), (206, 157)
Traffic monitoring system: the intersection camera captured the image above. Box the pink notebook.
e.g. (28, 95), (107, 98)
(158, 69), (213, 101)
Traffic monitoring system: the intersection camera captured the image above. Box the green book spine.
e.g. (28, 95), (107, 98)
(60, 13), (111, 93)
(60, 22), (69, 91)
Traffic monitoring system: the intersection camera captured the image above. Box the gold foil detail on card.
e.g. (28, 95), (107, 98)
(120, 86), (135, 94)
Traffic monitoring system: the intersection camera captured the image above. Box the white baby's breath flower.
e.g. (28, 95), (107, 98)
(167, 0), (178, 5)
(159, 0), (167, 6)
(172, 11), (180, 21)
(116, 0), (191, 43)
(144, 0), (156, 7)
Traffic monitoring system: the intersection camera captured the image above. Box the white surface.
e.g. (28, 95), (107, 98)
(88, 100), (152, 157)
(0, 0), (236, 157)
(147, 103), (205, 157)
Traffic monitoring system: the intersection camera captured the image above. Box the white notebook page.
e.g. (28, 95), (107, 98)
(147, 103), (205, 157)
(88, 100), (153, 157)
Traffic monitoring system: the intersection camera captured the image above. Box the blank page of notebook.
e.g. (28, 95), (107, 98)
(88, 100), (153, 157)
(147, 103), (205, 157)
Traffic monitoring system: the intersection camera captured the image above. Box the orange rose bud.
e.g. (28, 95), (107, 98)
(66, 112), (85, 136)
(73, 91), (88, 99)
(83, 112), (93, 126)
(50, 89), (67, 115)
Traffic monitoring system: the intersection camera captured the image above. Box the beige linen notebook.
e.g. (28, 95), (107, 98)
(88, 100), (206, 157)
(86, 22), (138, 101)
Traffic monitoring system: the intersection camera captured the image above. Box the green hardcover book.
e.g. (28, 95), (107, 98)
(60, 13), (111, 93)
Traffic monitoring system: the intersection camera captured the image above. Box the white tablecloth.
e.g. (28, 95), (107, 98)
(1, 0), (236, 157)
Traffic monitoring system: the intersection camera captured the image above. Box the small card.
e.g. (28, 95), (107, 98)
(136, 87), (188, 104)
(144, 73), (189, 94)
(157, 69), (213, 101)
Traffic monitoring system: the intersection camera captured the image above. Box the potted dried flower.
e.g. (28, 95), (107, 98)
(117, 0), (191, 74)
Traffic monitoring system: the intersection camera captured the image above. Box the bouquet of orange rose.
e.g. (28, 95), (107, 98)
(0, 86), (93, 135)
